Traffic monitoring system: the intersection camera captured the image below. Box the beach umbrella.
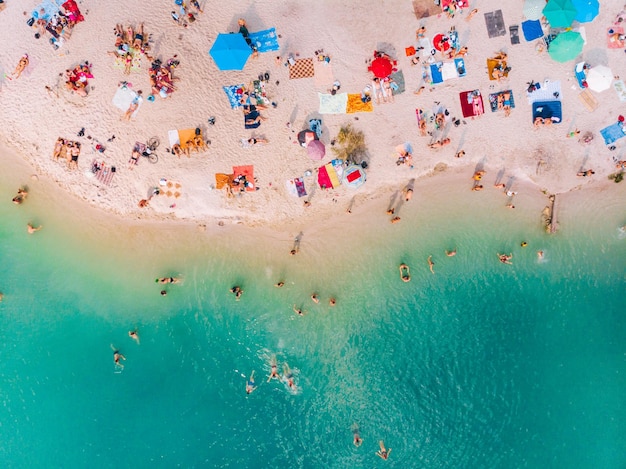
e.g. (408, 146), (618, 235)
(369, 56), (393, 78)
(297, 130), (316, 146)
(209, 33), (251, 71)
(307, 140), (326, 160)
(571, 0), (599, 23)
(543, 0), (577, 27)
(523, 0), (547, 20)
(586, 65), (613, 92)
(548, 31), (584, 62)
(433, 34), (451, 52)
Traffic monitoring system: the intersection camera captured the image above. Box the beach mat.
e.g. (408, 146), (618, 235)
(113, 48), (142, 73)
(578, 89), (598, 112)
(346, 94), (373, 113)
(607, 26), (625, 49)
(487, 58), (508, 81)
(223, 84), (245, 109)
(232, 165), (256, 191)
(532, 101), (562, 123)
(509, 25), (520, 45)
(488, 90), (515, 112)
(92, 159), (116, 185)
(389, 70), (405, 95)
(177, 129), (196, 150)
(459, 91), (484, 118)
(613, 80), (626, 102)
(289, 58), (315, 79)
(484, 10), (506, 39)
(600, 123), (626, 145)
(319, 92), (348, 114)
(32, 0), (64, 20)
(314, 61), (334, 88)
(317, 164), (340, 189)
(527, 80), (561, 104)
(249, 28), (280, 52)
(522, 20), (543, 42)
(112, 85), (141, 117)
(294, 177), (307, 197)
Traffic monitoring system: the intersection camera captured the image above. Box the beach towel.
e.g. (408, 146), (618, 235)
(289, 58), (315, 79)
(346, 94), (373, 113)
(509, 25), (520, 45)
(487, 58), (509, 81)
(600, 122), (626, 145)
(429, 62), (444, 84)
(177, 129), (197, 150)
(223, 84), (245, 109)
(318, 92), (348, 114)
(244, 109), (261, 129)
(112, 85), (142, 117)
(248, 28), (280, 52)
(215, 173), (233, 190)
(488, 90), (515, 112)
(91, 159), (116, 186)
(522, 20), (543, 42)
(317, 164), (340, 189)
(285, 178), (307, 197)
(455, 58), (467, 77)
(441, 61), (459, 81)
(389, 70), (405, 95)
(232, 165), (256, 191)
(32, 0), (64, 20)
(459, 91), (484, 117)
(309, 119), (323, 138)
(613, 80), (626, 102)
(113, 48), (142, 73)
(484, 10), (506, 38)
(578, 89), (598, 112)
(526, 80), (561, 104)
(607, 26), (625, 49)
(574, 62), (588, 88)
(167, 130), (180, 148)
(532, 101), (562, 123)
(314, 61), (334, 88)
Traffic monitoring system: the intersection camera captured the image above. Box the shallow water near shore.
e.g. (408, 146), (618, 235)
(1, 151), (625, 468)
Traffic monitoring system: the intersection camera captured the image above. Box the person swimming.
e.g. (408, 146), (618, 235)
(113, 349), (126, 369)
(376, 440), (391, 460)
(246, 371), (257, 394)
(128, 329), (140, 344)
(352, 423), (363, 447)
(283, 363), (295, 389)
(267, 357), (280, 382)
(427, 256), (435, 274)
(399, 263), (410, 282)
(498, 253), (513, 265)
(445, 249), (457, 257)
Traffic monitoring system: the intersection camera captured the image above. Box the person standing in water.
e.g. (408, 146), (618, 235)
(352, 424), (363, 447)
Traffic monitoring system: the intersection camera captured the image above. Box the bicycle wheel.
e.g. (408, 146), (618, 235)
(147, 153), (158, 164)
(147, 136), (160, 151)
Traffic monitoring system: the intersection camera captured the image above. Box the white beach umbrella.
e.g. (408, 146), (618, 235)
(523, 0), (547, 20)
(586, 65), (613, 92)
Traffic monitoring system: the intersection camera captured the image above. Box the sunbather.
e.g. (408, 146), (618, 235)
(123, 91), (142, 121)
(53, 138), (65, 160)
(133, 23), (145, 49)
(8, 54), (29, 80)
(128, 149), (141, 169)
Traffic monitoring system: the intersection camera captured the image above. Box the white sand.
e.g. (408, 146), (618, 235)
(0, 0), (624, 228)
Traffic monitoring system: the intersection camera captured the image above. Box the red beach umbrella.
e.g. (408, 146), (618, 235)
(433, 34), (451, 52)
(370, 57), (393, 78)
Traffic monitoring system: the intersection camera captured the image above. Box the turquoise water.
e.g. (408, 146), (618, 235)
(1, 158), (625, 468)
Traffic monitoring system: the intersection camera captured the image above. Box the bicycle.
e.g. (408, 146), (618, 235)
(140, 137), (159, 163)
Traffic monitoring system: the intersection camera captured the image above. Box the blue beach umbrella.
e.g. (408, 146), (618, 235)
(571, 0), (599, 23)
(543, 0), (577, 28)
(209, 33), (251, 71)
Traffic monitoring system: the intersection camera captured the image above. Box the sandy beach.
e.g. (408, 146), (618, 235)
(0, 0), (625, 229)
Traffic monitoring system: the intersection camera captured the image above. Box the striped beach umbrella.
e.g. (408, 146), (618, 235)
(543, 0), (577, 28)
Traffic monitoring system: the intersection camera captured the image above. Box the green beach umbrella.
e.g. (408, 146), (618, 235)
(543, 0), (577, 28)
(548, 31), (584, 62)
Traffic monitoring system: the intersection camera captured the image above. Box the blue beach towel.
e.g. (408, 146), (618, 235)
(248, 28), (280, 53)
(32, 0), (64, 20)
(600, 122), (626, 145)
(532, 101), (562, 123)
(430, 62), (444, 84)
(522, 20), (543, 42)
(309, 119), (322, 138)
(455, 58), (466, 77)
(223, 84), (245, 109)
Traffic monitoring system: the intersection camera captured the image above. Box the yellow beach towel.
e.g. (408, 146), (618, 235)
(346, 94), (373, 113)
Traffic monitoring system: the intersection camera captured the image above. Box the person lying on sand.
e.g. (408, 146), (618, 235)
(577, 169), (595, 177)
(8, 54), (29, 80)
(123, 91), (142, 121)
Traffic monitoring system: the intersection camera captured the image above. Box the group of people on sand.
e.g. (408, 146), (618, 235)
(63, 61), (93, 97)
(52, 137), (81, 170)
(149, 57), (180, 99)
(171, 0), (204, 28)
(108, 23), (153, 70)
